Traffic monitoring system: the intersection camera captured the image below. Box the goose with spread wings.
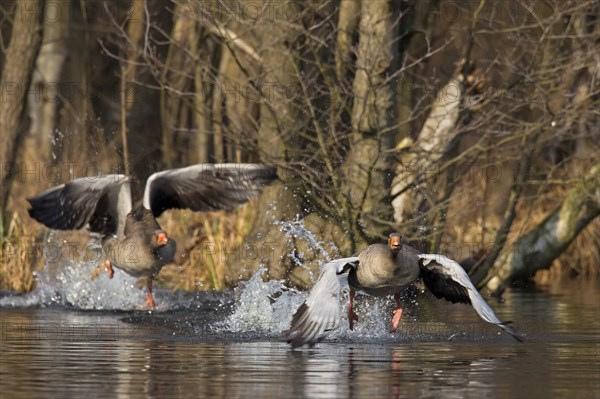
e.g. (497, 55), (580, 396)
(27, 164), (276, 307)
(284, 233), (524, 347)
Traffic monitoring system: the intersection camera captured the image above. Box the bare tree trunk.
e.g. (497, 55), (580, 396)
(391, 74), (462, 226)
(0, 0), (41, 226)
(27, 4), (69, 162)
(482, 162), (600, 293)
(190, 25), (212, 164)
(390, 9), (477, 246)
(335, 0), (359, 82)
(395, 0), (435, 141)
(211, 46), (228, 164)
(221, 43), (260, 164)
(344, 0), (399, 245)
(121, 0), (145, 175)
(124, 0), (173, 193)
(123, 0), (145, 105)
(160, 1), (195, 167)
(246, 0), (303, 281)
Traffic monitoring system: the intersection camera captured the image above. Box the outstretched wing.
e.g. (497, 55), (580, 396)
(418, 254), (524, 342)
(27, 175), (131, 237)
(284, 257), (359, 348)
(143, 163), (277, 217)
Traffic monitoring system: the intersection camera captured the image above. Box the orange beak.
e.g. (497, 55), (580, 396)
(156, 232), (169, 246)
(389, 235), (402, 250)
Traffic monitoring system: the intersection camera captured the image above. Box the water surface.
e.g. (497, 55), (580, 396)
(1, 276), (598, 398)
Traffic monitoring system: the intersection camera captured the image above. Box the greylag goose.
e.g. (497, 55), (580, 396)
(27, 163), (276, 307)
(285, 233), (524, 347)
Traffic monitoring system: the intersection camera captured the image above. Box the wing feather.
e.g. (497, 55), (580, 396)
(284, 257), (359, 348)
(27, 175), (130, 236)
(419, 254), (524, 342)
(143, 164), (277, 217)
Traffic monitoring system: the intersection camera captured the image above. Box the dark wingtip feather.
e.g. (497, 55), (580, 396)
(26, 189), (67, 229)
(513, 333), (526, 343)
(497, 322), (525, 342)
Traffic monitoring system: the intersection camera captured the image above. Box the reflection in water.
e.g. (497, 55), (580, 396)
(1, 281), (599, 399)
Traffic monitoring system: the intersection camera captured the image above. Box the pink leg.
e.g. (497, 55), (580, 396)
(390, 292), (403, 333)
(348, 290), (359, 330)
(104, 259), (114, 279)
(145, 278), (157, 308)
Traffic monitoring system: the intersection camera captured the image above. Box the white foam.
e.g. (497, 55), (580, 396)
(1, 235), (161, 310)
(225, 267), (305, 333)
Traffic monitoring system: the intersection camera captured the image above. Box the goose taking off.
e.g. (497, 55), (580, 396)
(285, 233), (524, 347)
(27, 164), (277, 307)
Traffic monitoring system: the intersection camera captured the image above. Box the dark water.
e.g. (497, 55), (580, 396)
(1, 279), (599, 399)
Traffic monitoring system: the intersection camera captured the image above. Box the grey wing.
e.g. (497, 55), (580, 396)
(142, 163), (277, 217)
(284, 257), (359, 348)
(27, 175), (131, 236)
(419, 254), (524, 342)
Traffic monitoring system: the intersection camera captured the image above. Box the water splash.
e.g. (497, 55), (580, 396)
(278, 218), (333, 261)
(276, 217), (337, 283)
(221, 219), (408, 342)
(222, 266), (407, 343)
(224, 217), (324, 334)
(0, 234), (180, 310)
(224, 267), (304, 334)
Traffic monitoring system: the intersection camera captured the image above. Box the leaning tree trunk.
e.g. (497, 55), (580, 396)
(391, 73), (462, 228)
(0, 0), (41, 227)
(343, 0), (400, 248)
(473, 5), (598, 290)
(480, 162), (600, 293)
(390, 10), (482, 248)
